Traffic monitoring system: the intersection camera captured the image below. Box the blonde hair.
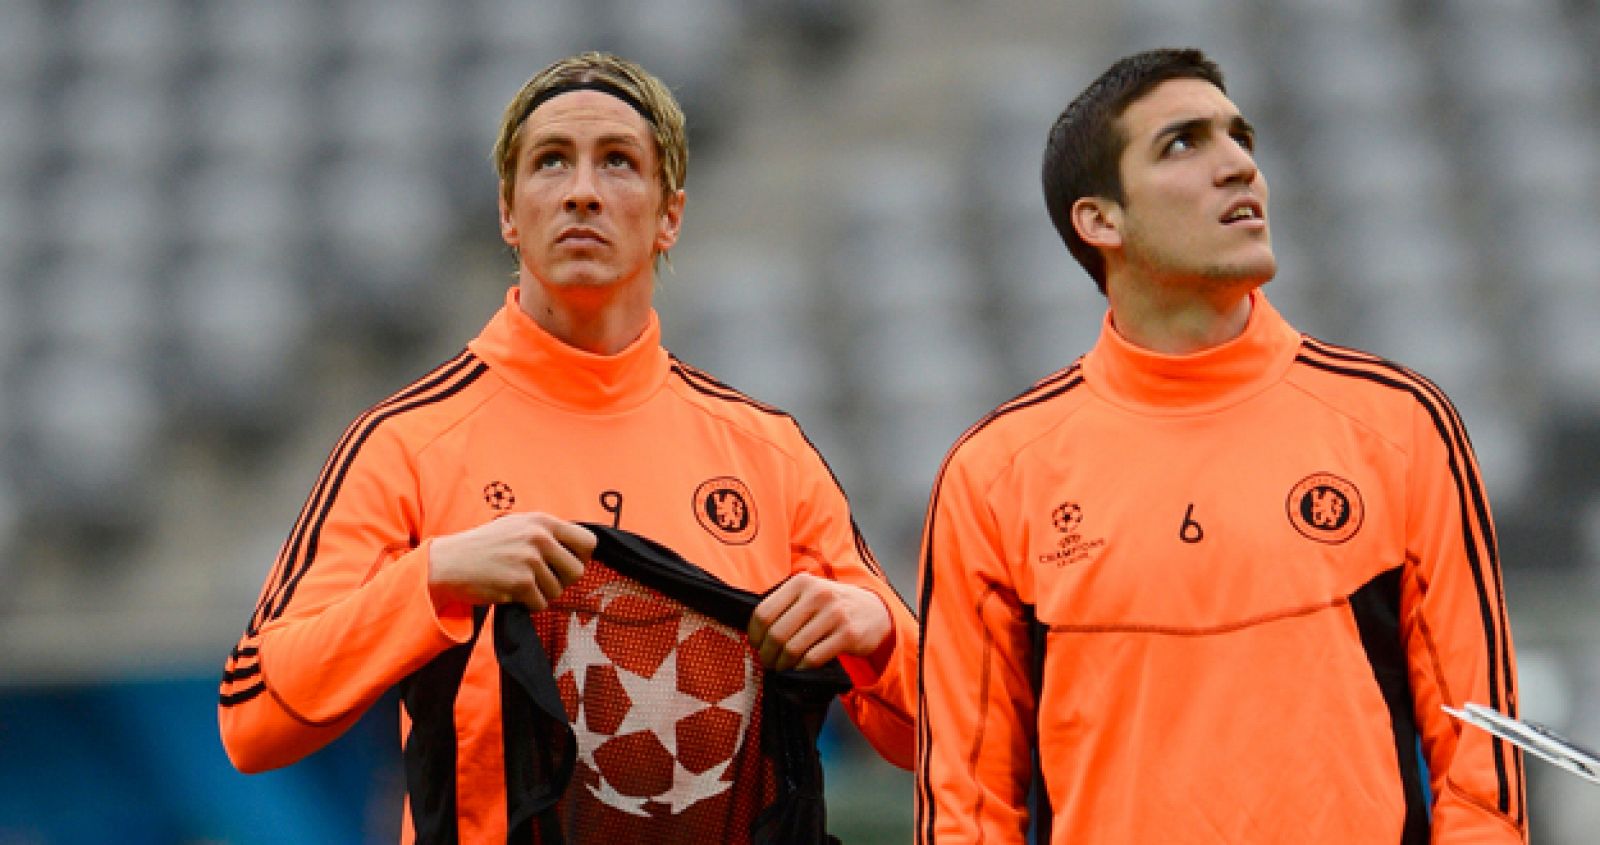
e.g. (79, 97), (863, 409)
(493, 51), (688, 210)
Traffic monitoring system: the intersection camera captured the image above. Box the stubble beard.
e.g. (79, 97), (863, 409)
(1126, 227), (1276, 293)
(1196, 252), (1276, 290)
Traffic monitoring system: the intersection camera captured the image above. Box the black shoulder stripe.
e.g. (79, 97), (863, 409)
(918, 364), (1086, 562)
(916, 365), (1084, 844)
(991, 365), (1084, 421)
(249, 350), (478, 636)
(1007, 362), (1082, 409)
(264, 357), (489, 626)
(1303, 338), (1480, 461)
(668, 357), (787, 416)
(1294, 346), (1517, 816)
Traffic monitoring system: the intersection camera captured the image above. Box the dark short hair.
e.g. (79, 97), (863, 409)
(1041, 48), (1226, 293)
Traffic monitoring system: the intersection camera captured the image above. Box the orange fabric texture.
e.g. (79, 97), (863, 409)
(219, 288), (916, 842)
(916, 292), (1524, 843)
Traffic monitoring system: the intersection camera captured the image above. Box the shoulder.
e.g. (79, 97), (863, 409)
(340, 348), (502, 452)
(939, 360), (1092, 485)
(664, 355), (812, 458)
(1286, 335), (1469, 447)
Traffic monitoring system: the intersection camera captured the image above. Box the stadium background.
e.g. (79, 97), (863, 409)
(2, 0), (1598, 841)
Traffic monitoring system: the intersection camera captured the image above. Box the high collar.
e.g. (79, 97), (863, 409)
(467, 287), (669, 413)
(1083, 290), (1302, 415)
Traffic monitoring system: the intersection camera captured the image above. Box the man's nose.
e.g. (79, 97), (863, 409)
(1216, 137), (1258, 187)
(563, 164), (602, 213)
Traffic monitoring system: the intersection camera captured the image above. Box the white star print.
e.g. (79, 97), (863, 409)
(551, 577), (760, 817)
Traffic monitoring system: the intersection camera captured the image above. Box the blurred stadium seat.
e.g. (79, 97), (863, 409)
(1, 0), (1598, 840)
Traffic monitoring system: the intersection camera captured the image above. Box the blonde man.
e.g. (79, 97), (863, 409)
(221, 52), (916, 842)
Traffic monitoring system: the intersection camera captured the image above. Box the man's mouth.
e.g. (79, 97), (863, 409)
(558, 228), (606, 244)
(1220, 200), (1263, 225)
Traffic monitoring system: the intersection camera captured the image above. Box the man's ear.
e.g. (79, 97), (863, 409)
(655, 188), (686, 253)
(1072, 196), (1122, 251)
(498, 191), (519, 248)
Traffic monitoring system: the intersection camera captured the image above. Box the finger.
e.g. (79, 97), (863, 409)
(757, 593), (825, 670)
(773, 615), (830, 672)
(527, 557), (564, 608)
(533, 533), (586, 589)
(550, 520), (598, 562)
(756, 624), (788, 670)
(513, 579), (549, 612)
(794, 629), (851, 670)
(749, 577), (801, 646)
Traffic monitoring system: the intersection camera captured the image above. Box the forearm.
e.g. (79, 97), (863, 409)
(836, 588), (919, 769)
(219, 543), (471, 771)
(1405, 401), (1527, 839)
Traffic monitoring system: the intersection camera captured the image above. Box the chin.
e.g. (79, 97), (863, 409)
(544, 271), (621, 289)
(1206, 253), (1276, 286)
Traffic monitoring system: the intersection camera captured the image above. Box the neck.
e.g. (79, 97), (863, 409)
(517, 277), (654, 355)
(1106, 273), (1260, 354)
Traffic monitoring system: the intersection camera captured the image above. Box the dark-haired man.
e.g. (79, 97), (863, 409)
(219, 51), (916, 842)
(916, 48), (1525, 843)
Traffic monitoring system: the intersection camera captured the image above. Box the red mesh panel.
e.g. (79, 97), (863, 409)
(533, 563), (778, 843)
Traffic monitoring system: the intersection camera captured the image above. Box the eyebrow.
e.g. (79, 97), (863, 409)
(1151, 114), (1256, 150)
(525, 131), (648, 153)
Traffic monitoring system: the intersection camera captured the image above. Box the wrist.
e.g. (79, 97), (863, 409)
(423, 537), (468, 611)
(853, 592), (896, 667)
(419, 539), (473, 641)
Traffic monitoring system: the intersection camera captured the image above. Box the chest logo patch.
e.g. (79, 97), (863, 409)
(484, 480), (516, 513)
(1287, 472), (1363, 544)
(694, 477), (757, 545)
(1037, 500), (1106, 567)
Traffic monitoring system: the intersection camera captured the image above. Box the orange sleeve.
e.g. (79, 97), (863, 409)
(915, 450), (1035, 844)
(218, 419), (473, 773)
(1402, 395), (1527, 842)
(788, 430), (918, 770)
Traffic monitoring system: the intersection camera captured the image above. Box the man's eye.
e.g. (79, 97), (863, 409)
(534, 152), (566, 170)
(604, 151), (634, 169)
(1232, 131), (1256, 152)
(1166, 135), (1194, 154)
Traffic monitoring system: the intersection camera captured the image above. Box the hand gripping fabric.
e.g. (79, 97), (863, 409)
(493, 524), (852, 844)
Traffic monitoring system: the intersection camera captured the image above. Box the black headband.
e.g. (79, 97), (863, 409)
(522, 79), (656, 127)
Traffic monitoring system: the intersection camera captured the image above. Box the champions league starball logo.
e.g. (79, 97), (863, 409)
(1039, 500), (1105, 567)
(552, 578), (759, 817)
(1052, 502), (1083, 533)
(483, 480), (516, 513)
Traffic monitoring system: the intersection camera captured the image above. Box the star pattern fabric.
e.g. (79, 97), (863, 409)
(553, 578), (758, 817)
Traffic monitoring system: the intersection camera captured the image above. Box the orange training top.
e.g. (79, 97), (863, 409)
(915, 292), (1524, 843)
(219, 287), (916, 843)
